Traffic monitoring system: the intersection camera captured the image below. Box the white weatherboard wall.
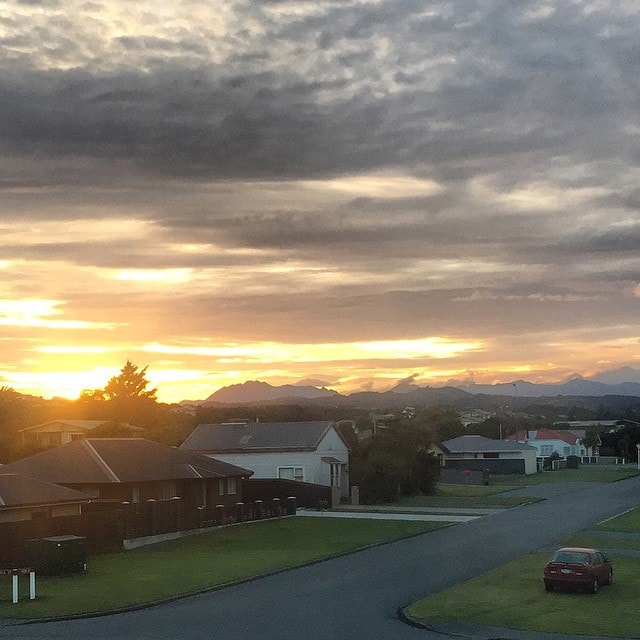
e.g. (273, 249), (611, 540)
(204, 428), (349, 493)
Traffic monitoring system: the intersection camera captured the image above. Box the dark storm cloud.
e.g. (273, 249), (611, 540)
(1, 1), (639, 184)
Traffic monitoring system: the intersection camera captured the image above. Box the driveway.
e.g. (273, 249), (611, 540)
(2, 476), (640, 640)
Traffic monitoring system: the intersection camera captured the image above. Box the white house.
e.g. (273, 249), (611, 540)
(180, 421), (350, 497)
(505, 428), (598, 464)
(433, 435), (537, 475)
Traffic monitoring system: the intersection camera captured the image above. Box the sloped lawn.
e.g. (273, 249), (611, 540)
(407, 552), (640, 637)
(407, 506), (640, 638)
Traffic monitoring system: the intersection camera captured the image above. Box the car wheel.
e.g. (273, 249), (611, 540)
(590, 578), (599, 594)
(545, 583), (553, 592)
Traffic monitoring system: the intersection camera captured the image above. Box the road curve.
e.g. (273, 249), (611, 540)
(3, 476), (640, 640)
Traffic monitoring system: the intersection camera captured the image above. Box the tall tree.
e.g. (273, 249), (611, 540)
(87, 361), (158, 426)
(102, 360), (157, 402)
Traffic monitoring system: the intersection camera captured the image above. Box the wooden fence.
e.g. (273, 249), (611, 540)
(0, 496), (297, 567)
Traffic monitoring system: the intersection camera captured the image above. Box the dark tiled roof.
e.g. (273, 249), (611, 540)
(441, 435), (536, 454)
(181, 421), (338, 453)
(1, 439), (253, 485)
(0, 474), (90, 508)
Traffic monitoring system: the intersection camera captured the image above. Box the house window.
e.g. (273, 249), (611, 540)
(132, 486), (140, 503)
(278, 467), (304, 482)
(540, 445), (553, 456)
(227, 477), (237, 495)
(218, 479), (225, 496)
(161, 482), (176, 500)
(563, 447), (570, 457)
(483, 452), (499, 459)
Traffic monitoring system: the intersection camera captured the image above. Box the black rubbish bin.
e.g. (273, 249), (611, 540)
(27, 535), (87, 576)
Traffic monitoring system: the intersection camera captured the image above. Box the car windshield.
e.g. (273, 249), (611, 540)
(552, 551), (590, 564)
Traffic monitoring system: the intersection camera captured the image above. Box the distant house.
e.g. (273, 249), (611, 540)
(180, 421), (350, 497)
(505, 428), (597, 462)
(1, 438), (253, 509)
(432, 435), (537, 475)
(458, 409), (495, 427)
(18, 420), (144, 450)
(0, 473), (90, 523)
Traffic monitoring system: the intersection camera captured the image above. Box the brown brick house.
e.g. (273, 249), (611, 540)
(1, 438), (253, 509)
(0, 474), (91, 523)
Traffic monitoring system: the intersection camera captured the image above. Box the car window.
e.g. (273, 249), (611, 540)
(552, 551), (590, 564)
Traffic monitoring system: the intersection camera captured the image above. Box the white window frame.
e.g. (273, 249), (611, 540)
(278, 466), (304, 482)
(227, 477), (237, 495)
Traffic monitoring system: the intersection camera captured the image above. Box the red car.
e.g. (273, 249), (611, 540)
(543, 547), (612, 593)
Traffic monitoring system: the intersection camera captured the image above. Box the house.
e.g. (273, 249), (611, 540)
(0, 473), (91, 523)
(18, 420), (144, 449)
(505, 428), (596, 463)
(458, 409), (495, 427)
(1, 438), (253, 509)
(432, 435), (537, 475)
(180, 421), (350, 497)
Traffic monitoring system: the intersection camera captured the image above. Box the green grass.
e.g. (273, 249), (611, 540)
(491, 465), (640, 484)
(566, 508), (640, 551)
(399, 494), (531, 508)
(399, 482), (535, 508)
(597, 507), (640, 532)
(408, 503), (640, 638)
(0, 517), (444, 620)
(400, 466), (640, 510)
(407, 553), (640, 637)
(566, 534), (640, 552)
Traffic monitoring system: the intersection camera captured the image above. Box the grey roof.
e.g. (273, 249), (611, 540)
(440, 435), (536, 454)
(181, 421), (341, 453)
(1, 438), (253, 485)
(0, 474), (91, 508)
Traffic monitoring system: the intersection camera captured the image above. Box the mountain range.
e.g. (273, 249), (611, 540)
(186, 367), (640, 405)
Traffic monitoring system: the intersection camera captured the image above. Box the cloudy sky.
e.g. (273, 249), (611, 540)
(1, 0), (639, 403)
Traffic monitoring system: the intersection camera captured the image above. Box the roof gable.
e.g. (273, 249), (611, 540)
(181, 421), (342, 453)
(0, 474), (90, 508)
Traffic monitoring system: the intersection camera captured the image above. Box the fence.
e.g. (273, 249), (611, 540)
(243, 478), (332, 508)
(0, 496), (297, 567)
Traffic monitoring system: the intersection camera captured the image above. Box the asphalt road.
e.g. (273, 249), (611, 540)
(3, 476), (640, 640)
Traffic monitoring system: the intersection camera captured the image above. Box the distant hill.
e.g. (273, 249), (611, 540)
(200, 380), (341, 405)
(183, 367), (640, 408)
(453, 374), (640, 398)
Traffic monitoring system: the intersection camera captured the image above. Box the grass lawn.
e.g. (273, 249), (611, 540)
(597, 506), (640, 532)
(406, 553), (640, 637)
(0, 516), (444, 620)
(407, 505), (640, 638)
(491, 465), (640, 484)
(400, 466), (640, 510)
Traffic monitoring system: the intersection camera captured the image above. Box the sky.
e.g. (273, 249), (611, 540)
(1, 0), (640, 404)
